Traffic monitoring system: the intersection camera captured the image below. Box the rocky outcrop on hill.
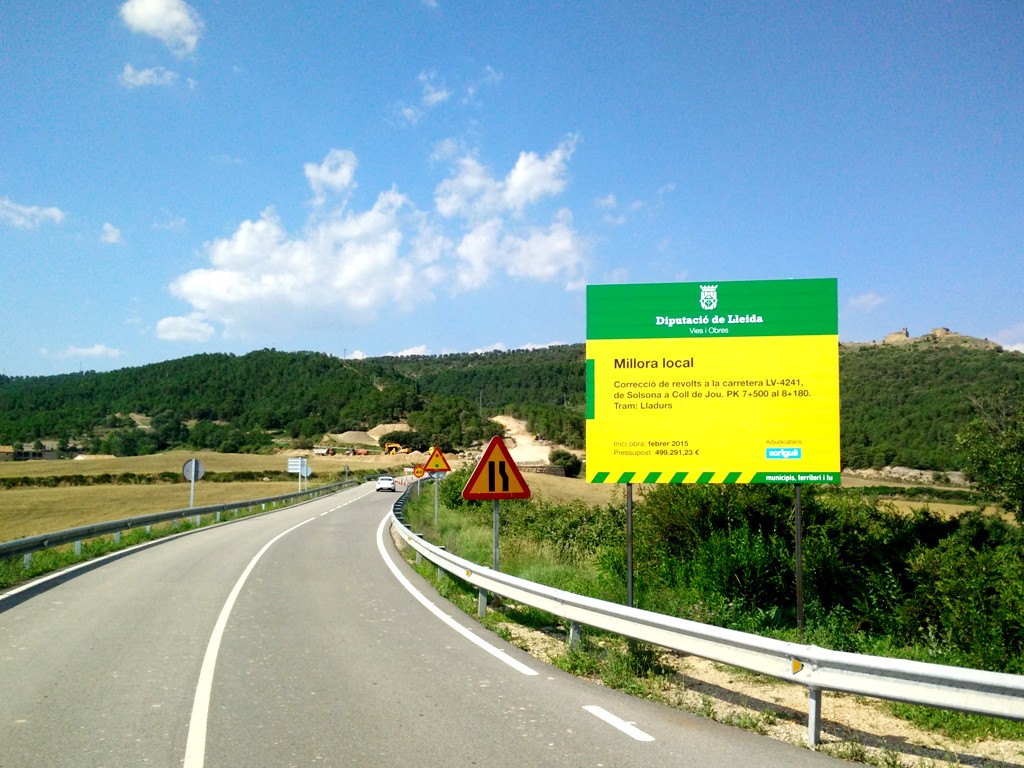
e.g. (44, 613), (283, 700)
(877, 327), (1001, 350)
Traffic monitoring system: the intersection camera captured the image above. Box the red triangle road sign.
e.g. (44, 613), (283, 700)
(462, 435), (531, 500)
(424, 446), (452, 473)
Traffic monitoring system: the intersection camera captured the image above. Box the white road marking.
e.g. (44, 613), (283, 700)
(583, 705), (656, 742)
(183, 517), (316, 768)
(375, 514), (539, 677)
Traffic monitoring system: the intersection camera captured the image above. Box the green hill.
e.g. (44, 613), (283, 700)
(1, 335), (1021, 471)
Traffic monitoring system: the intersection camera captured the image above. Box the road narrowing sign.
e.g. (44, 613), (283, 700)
(462, 436), (531, 500)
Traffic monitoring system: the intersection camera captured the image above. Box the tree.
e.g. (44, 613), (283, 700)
(957, 393), (1024, 522)
(549, 448), (582, 478)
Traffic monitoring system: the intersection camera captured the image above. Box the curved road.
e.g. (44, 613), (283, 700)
(1, 483), (844, 767)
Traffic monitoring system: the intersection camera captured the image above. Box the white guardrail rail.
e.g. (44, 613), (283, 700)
(388, 489), (1024, 747)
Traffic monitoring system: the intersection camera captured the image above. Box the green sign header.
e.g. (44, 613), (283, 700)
(587, 278), (838, 341)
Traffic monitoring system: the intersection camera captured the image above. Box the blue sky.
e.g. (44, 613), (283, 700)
(2, 1), (1022, 376)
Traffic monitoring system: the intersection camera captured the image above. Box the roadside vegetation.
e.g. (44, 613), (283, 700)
(3, 339), (1021, 471)
(401, 469), (1024, 746)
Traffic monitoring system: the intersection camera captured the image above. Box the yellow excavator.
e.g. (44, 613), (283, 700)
(384, 442), (411, 455)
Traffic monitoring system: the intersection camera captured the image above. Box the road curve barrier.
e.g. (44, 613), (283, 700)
(388, 484), (1024, 747)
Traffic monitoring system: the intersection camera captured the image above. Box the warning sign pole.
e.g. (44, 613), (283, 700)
(491, 499), (500, 572)
(462, 436), (532, 616)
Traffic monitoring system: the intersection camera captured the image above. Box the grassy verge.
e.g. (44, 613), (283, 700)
(0, 494), (302, 591)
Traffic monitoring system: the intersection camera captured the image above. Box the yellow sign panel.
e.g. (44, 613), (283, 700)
(462, 436), (531, 500)
(423, 446), (452, 473)
(586, 279), (840, 484)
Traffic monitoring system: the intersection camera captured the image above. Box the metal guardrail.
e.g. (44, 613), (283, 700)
(388, 486), (1024, 747)
(0, 479), (359, 564)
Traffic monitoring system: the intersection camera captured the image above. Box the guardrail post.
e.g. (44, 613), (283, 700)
(478, 588), (487, 618)
(23, 553), (31, 570)
(75, 540), (82, 557)
(807, 687), (822, 746)
(569, 622), (582, 650)
(436, 545), (446, 582)
(114, 531), (121, 544)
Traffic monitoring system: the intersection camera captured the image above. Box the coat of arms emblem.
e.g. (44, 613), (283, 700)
(699, 284), (718, 311)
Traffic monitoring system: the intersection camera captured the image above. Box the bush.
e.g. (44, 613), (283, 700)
(549, 448), (582, 478)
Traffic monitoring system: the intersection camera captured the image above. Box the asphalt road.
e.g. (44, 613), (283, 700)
(0, 483), (847, 767)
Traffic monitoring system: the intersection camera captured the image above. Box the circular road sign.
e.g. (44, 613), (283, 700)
(182, 458), (205, 482)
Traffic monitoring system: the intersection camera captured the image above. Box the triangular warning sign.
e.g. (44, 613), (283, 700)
(423, 446), (452, 473)
(462, 435), (531, 500)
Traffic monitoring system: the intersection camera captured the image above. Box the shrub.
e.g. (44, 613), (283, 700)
(549, 448), (582, 478)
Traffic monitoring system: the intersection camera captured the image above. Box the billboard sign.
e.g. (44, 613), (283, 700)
(586, 278), (840, 484)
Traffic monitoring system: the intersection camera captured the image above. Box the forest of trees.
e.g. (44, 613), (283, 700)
(1, 339), (1021, 473)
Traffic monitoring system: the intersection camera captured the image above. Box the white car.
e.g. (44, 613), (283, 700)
(375, 475), (396, 492)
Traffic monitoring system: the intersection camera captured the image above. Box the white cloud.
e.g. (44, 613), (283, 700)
(994, 323), (1024, 353)
(156, 314), (214, 342)
(845, 292), (886, 314)
(397, 345), (430, 357)
(396, 70), (453, 125)
(419, 70), (450, 107)
(505, 209), (582, 281)
(304, 149), (358, 206)
(58, 344), (122, 360)
(0, 197), (65, 229)
(397, 104), (423, 125)
(153, 213), (187, 231)
(463, 66), (503, 103)
(469, 342), (508, 354)
(435, 134), (579, 220)
(120, 64), (178, 88)
(595, 193), (626, 225)
(120, 0), (203, 57)
(101, 223), (123, 244)
(159, 142), (583, 341)
(504, 136), (579, 212)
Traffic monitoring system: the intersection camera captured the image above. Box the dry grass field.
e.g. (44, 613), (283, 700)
(0, 450), (412, 543)
(2, 450), (995, 544)
(0, 481), (303, 542)
(0, 450), (394, 478)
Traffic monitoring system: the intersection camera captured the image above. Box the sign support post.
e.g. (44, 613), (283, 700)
(462, 436), (531, 615)
(626, 483), (634, 608)
(492, 500), (500, 572)
(182, 458), (205, 526)
(794, 484), (805, 641)
(423, 447), (452, 528)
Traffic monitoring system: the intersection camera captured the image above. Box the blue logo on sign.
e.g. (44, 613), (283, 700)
(766, 447), (802, 460)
